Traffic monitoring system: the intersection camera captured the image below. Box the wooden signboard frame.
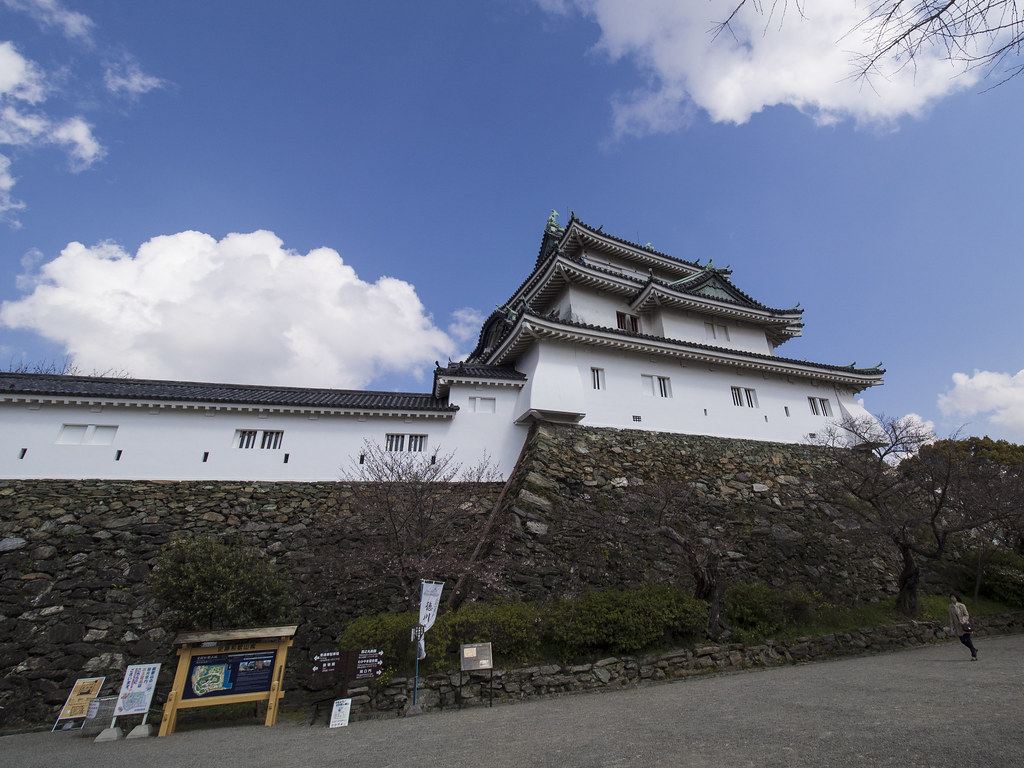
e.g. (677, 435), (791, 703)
(158, 625), (297, 737)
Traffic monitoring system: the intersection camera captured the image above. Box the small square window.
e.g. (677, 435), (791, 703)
(591, 367), (605, 390)
(616, 312), (639, 332)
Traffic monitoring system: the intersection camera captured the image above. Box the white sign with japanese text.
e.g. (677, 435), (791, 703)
(113, 663), (162, 717)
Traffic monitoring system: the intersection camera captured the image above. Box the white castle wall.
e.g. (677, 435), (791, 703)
(0, 386), (528, 481)
(513, 340), (861, 443)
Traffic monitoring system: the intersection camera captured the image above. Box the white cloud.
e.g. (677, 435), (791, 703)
(0, 40), (45, 102)
(0, 230), (473, 390)
(539, 0), (983, 131)
(2, 0), (94, 43)
(0, 153), (24, 221)
(938, 369), (1024, 440)
(104, 55), (165, 97)
(0, 41), (107, 221)
(448, 307), (486, 345)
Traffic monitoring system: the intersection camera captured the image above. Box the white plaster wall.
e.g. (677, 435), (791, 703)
(0, 401), (521, 481)
(439, 382), (531, 477)
(658, 311), (773, 354)
(560, 286), (621, 327)
(558, 344), (874, 444)
(512, 342), (586, 419)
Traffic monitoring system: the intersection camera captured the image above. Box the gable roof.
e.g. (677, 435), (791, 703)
(0, 372), (457, 415)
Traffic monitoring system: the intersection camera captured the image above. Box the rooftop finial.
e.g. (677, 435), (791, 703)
(546, 209), (564, 234)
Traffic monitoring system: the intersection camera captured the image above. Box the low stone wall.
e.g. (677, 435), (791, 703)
(343, 611), (1024, 718)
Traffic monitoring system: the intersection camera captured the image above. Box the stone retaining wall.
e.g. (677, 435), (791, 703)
(0, 424), (973, 730)
(347, 612), (1024, 718)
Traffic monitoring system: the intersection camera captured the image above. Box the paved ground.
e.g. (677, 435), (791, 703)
(5, 634), (1023, 768)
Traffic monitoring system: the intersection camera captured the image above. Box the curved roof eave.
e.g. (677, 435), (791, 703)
(483, 314), (884, 391)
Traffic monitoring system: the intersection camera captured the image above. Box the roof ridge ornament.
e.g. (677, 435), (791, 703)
(546, 209), (564, 235)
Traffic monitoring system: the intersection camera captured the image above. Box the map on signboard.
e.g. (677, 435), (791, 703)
(190, 664), (232, 696)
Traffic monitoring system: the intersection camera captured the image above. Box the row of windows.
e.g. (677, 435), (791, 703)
(236, 429), (284, 450)
(588, 374), (833, 416)
(385, 433), (427, 452)
(52, 425), (436, 454)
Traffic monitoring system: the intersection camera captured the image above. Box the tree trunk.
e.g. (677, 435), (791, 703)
(895, 546), (920, 617)
(694, 550), (725, 639)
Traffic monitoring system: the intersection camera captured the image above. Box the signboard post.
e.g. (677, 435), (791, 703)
(459, 643), (494, 708)
(308, 648), (383, 725)
(52, 677), (105, 732)
(158, 625), (297, 737)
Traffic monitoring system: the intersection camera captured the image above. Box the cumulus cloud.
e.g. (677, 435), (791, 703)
(448, 307), (486, 345)
(2, 0), (94, 43)
(0, 231), (476, 389)
(538, 0), (982, 132)
(938, 369), (1024, 440)
(0, 41), (106, 220)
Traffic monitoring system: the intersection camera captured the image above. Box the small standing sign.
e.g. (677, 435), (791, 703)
(52, 677), (105, 731)
(329, 698), (352, 728)
(459, 643), (495, 708)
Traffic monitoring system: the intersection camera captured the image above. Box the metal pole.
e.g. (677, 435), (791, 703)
(413, 653), (419, 706)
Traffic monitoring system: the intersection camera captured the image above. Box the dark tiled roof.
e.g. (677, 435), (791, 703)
(433, 363), (525, 381)
(0, 372), (456, 412)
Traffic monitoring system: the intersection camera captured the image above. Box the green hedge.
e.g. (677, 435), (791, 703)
(548, 585), (708, 660)
(339, 585), (709, 673)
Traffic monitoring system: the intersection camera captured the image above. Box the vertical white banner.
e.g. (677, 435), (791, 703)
(419, 580), (444, 632)
(417, 580), (444, 660)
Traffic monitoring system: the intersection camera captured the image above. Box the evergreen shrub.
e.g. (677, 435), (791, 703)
(980, 551), (1024, 608)
(723, 581), (783, 638)
(548, 584), (708, 660)
(148, 535), (296, 632)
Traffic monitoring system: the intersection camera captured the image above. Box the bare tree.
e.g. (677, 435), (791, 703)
(623, 477), (731, 638)
(717, 1), (1024, 82)
(315, 441), (503, 611)
(3, 357), (131, 377)
(818, 415), (1019, 616)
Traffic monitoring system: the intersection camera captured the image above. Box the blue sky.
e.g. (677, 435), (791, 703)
(1, 0), (1022, 441)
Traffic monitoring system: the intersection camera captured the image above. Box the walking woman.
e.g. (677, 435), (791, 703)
(949, 594), (978, 661)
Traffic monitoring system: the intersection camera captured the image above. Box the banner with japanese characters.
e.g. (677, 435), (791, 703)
(417, 580), (444, 659)
(419, 580), (444, 632)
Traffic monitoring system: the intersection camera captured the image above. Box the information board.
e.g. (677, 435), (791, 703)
(158, 626), (296, 737)
(182, 649), (277, 700)
(54, 677), (105, 729)
(460, 643), (493, 671)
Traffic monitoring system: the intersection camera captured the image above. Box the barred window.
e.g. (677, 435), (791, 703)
(386, 433), (427, 452)
(808, 397), (832, 417)
(236, 429), (283, 449)
(237, 429), (258, 449)
(261, 430), (284, 450)
(731, 387), (758, 408)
